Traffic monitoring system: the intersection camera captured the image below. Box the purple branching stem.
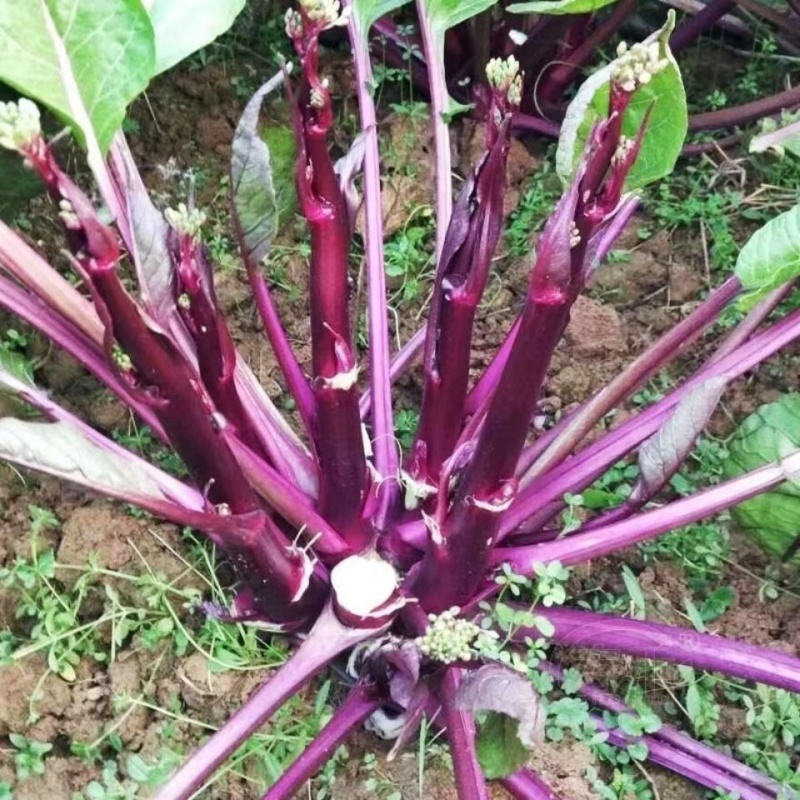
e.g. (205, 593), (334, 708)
(0, 275), (166, 437)
(501, 770), (564, 800)
(541, 662), (784, 797)
(0, 220), (103, 342)
(415, 0), (453, 258)
(222, 431), (348, 557)
(515, 276), (741, 489)
(241, 262), (316, 431)
(502, 304), (800, 536)
(497, 447), (800, 570)
(348, 6), (400, 526)
(409, 82), (518, 486)
(261, 681), (381, 800)
(288, 12), (369, 545)
(438, 667), (489, 800)
(156, 606), (380, 800)
(594, 715), (775, 800)
(511, 113), (562, 138)
(520, 608), (800, 692)
(537, 0), (639, 104)
(710, 281), (796, 363)
(689, 86), (800, 131)
(669, 0), (737, 52)
(359, 327), (425, 419)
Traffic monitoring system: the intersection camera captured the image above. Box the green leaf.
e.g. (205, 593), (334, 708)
(231, 76), (283, 264)
(734, 203), (800, 308)
(508, 0), (619, 14)
(723, 394), (800, 562)
(350, 0), (413, 37)
(0, 0), (155, 154)
(476, 711), (531, 779)
(141, 0), (246, 75)
(555, 12), (686, 191)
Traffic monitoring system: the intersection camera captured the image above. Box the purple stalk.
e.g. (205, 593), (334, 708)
(496, 446), (800, 569)
(502, 304), (800, 535)
(439, 668), (489, 800)
(359, 327), (425, 419)
(516, 276), (741, 487)
(501, 770), (564, 800)
(261, 682), (381, 800)
(669, 0), (737, 52)
(288, 16), (369, 546)
(156, 606), (378, 800)
(0, 220), (103, 342)
(410, 87), (517, 485)
(347, 6), (399, 526)
(541, 662), (784, 797)
(223, 431), (349, 558)
(521, 608), (800, 693)
(689, 86), (800, 132)
(536, 0), (639, 104)
(415, 0), (453, 258)
(0, 274), (166, 437)
(595, 715), (775, 800)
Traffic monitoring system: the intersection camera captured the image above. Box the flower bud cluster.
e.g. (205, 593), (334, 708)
(417, 607), (493, 664)
(165, 202), (206, 238)
(0, 98), (41, 152)
(486, 56), (522, 108)
(612, 41), (668, 93)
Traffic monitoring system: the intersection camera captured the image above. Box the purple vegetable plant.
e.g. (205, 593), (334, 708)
(1, 0), (800, 798)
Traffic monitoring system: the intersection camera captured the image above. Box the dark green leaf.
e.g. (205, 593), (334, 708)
(735, 203), (800, 308)
(723, 394), (800, 561)
(476, 711), (530, 779)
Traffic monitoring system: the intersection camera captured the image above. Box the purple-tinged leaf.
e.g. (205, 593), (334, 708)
(109, 136), (178, 327)
(475, 711), (531, 780)
(455, 664), (545, 748)
(632, 376), (728, 502)
(231, 74), (283, 265)
(0, 418), (193, 510)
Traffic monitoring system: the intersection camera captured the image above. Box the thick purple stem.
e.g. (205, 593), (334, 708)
(669, 0), (737, 52)
(439, 668), (489, 800)
(261, 682), (381, 800)
(522, 609), (800, 692)
(156, 606), (378, 800)
(690, 86), (800, 131)
(501, 770), (564, 800)
(496, 447), (800, 569)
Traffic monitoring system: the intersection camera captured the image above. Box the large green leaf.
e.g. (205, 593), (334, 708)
(508, 0), (619, 13)
(142, 0), (245, 75)
(555, 13), (686, 191)
(350, 0), (413, 37)
(0, 0), (154, 155)
(734, 203), (800, 308)
(723, 395), (800, 562)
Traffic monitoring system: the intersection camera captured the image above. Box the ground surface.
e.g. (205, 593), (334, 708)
(1, 10), (800, 800)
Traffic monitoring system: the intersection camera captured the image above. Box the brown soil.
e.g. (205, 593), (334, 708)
(2, 32), (800, 800)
